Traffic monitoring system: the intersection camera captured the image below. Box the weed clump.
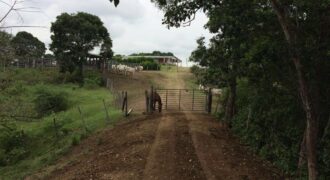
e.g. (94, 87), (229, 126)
(34, 88), (69, 116)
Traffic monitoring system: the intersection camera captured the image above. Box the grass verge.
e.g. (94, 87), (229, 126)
(0, 69), (122, 179)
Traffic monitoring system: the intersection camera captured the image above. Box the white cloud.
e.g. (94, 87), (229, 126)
(1, 0), (212, 66)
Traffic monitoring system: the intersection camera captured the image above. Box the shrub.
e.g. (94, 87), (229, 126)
(142, 61), (160, 70)
(0, 128), (30, 166)
(34, 88), (69, 116)
(83, 77), (101, 89)
(4, 81), (26, 95)
(230, 79), (304, 174)
(190, 65), (200, 74)
(83, 70), (105, 88)
(71, 135), (80, 146)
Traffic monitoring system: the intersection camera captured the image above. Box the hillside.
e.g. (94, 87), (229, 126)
(30, 69), (283, 179)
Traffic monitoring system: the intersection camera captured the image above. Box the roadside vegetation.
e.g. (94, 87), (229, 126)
(0, 11), (120, 178)
(0, 69), (121, 179)
(130, 0), (330, 178)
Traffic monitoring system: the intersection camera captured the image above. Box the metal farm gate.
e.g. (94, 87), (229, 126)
(147, 88), (212, 113)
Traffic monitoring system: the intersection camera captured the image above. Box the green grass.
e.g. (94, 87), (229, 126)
(0, 69), (122, 179)
(160, 64), (178, 72)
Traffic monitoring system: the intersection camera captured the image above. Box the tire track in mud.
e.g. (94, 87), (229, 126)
(143, 113), (206, 180)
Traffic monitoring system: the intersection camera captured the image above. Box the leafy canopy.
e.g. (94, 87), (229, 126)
(50, 12), (112, 75)
(11, 31), (45, 59)
(0, 31), (14, 67)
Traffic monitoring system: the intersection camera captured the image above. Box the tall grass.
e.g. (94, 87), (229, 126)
(0, 69), (122, 179)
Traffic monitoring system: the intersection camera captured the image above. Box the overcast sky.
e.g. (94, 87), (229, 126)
(1, 0), (212, 66)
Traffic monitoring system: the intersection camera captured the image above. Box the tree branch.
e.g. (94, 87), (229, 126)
(0, 25), (47, 29)
(0, 0), (18, 24)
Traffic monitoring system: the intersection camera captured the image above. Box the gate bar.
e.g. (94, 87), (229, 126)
(179, 89), (181, 110)
(192, 89), (195, 110)
(166, 89), (168, 110)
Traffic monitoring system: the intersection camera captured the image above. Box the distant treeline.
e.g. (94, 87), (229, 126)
(113, 55), (160, 71)
(130, 51), (174, 57)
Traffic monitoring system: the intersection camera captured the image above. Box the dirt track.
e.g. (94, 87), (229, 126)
(33, 70), (283, 180)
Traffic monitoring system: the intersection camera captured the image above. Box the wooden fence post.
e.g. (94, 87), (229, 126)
(78, 106), (88, 133)
(53, 117), (58, 139)
(125, 91), (128, 117)
(121, 91), (128, 117)
(208, 88), (212, 114)
(121, 93), (125, 112)
(149, 86), (154, 112)
(145, 90), (149, 113)
(103, 99), (110, 123)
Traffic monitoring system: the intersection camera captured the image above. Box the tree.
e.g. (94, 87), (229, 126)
(11, 31), (45, 67)
(100, 37), (113, 59)
(190, 35), (239, 122)
(190, 0), (262, 123)
(0, 31), (14, 71)
(50, 12), (112, 85)
(268, 2), (330, 178)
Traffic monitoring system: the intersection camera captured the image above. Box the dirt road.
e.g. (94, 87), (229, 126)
(35, 70), (282, 179)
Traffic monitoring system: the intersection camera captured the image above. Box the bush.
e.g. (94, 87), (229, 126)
(71, 135), (80, 146)
(190, 65), (200, 74)
(83, 77), (101, 89)
(142, 61), (160, 70)
(0, 128), (30, 166)
(114, 57), (160, 71)
(4, 81), (26, 95)
(83, 70), (105, 88)
(34, 88), (69, 116)
(230, 79), (304, 174)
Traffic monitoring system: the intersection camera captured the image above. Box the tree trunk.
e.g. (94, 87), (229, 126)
(298, 129), (306, 176)
(270, 0), (318, 179)
(293, 57), (318, 180)
(225, 79), (236, 123)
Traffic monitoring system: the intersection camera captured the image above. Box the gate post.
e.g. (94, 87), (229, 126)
(145, 90), (149, 113)
(125, 91), (128, 116)
(207, 88), (212, 114)
(149, 86), (154, 112)
(165, 89), (168, 110)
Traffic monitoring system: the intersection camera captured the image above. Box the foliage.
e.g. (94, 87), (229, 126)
(0, 69), (122, 179)
(121, 57), (153, 64)
(33, 88), (69, 116)
(100, 37), (113, 59)
(146, 0), (330, 177)
(130, 51), (174, 56)
(84, 77), (103, 89)
(50, 12), (112, 85)
(109, 0), (119, 7)
(0, 126), (30, 166)
(0, 31), (14, 70)
(112, 54), (123, 62)
(141, 61), (160, 70)
(116, 56), (160, 70)
(11, 31), (45, 60)
(190, 65), (207, 84)
(232, 80), (305, 173)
